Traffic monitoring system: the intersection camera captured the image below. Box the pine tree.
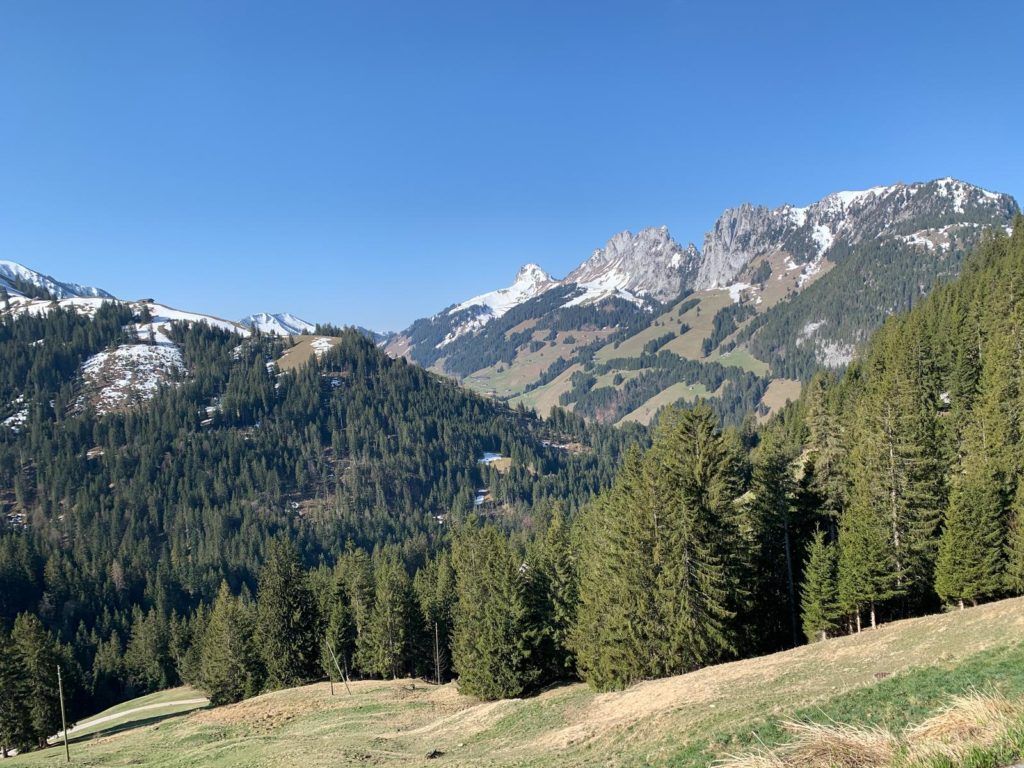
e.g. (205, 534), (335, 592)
(534, 505), (578, 678)
(413, 551), (456, 684)
(935, 470), (1006, 608)
(841, 321), (944, 617)
(452, 525), (537, 700)
(803, 371), (848, 524)
(257, 538), (320, 688)
(10, 613), (77, 748)
(741, 439), (800, 650)
(1006, 491), (1024, 595)
(358, 553), (413, 679)
(320, 570), (357, 683)
(573, 447), (660, 690)
(800, 530), (840, 642)
(650, 406), (738, 675)
(0, 627), (33, 755)
(935, 312), (1016, 608)
(200, 583), (263, 705)
(574, 406), (739, 691)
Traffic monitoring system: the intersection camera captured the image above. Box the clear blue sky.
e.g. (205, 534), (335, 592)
(1, 1), (1021, 331)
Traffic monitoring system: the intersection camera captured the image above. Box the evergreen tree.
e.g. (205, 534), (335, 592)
(741, 439), (800, 651)
(573, 448), (659, 690)
(10, 613), (78, 748)
(200, 583), (263, 705)
(575, 406), (739, 691)
(935, 469), (1006, 608)
(357, 553), (414, 679)
(0, 627), (33, 755)
(257, 538), (320, 688)
(320, 570), (357, 683)
(124, 607), (176, 694)
(452, 525), (537, 700)
(532, 505), (578, 678)
(1006, 493), (1024, 595)
(800, 530), (840, 642)
(650, 406), (738, 675)
(413, 551), (456, 684)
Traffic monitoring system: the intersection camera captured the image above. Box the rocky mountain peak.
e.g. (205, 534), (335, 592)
(695, 178), (1019, 289)
(565, 226), (700, 304)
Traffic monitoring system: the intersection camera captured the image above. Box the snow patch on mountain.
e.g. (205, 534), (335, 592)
(79, 343), (185, 414)
(437, 264), (557, 348)
(2, 396), (28, 433)
(0, 261), (113, 300)
(452, 263), (555, 318)
(240, 312), (315, 336)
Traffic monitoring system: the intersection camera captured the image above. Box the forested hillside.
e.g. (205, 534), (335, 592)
(0, 312), (639, 751)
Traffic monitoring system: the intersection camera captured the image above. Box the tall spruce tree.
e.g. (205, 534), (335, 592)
(800, 530), (840, 642)
(200, 583), (263, 705)
(10, 613), (78, 748)
(256, 538), (320, 688)
(574, 406), (739, 691)
(935, 467), (1006, 608)
(413, 551), (456, 684)
(0, 626), (33, 755)
(452, 525), (537, 700)
(741, 439), (800, 651)
(573, 447), (660, 690)
(358, 553), (414, 679)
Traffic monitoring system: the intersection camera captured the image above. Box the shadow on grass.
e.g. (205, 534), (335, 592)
(66, 706), (210, 746)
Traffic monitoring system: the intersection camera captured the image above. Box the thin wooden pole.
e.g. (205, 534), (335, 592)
(57, 665), (70, 763)
(434, 622), (441, 686)
(327, 642), (352, 696)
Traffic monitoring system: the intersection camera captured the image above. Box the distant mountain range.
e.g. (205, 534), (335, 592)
(385, 177), (1018, 424)
(1, 177), (1018, 424)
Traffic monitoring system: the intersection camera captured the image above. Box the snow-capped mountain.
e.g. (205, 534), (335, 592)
(696, 178), (1017, 289)
(388, 177), (1019, 405)
(387, 226), (699, 361)
(0, 260), (113, 300)
(240, 312), (316, 336)
(564, 227), (701, 305)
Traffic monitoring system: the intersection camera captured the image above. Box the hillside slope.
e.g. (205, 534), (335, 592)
(11, 597), (1023, 767)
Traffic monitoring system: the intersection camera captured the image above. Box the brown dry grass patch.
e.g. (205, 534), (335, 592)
(905, 690), (1021, 763)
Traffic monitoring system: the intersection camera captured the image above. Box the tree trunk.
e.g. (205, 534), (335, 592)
(958, 598), (965, 611)
(870, 602), (877, 628)
(855, 609), (862, 633)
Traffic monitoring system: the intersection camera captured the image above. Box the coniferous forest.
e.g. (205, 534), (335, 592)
(2, 221), (1023, 754)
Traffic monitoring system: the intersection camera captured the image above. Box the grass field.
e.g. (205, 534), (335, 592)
(10, 599), (1024, 768)
(276, 335), (343, 372)
(508, 363), (581, 415)
(463, 330), (613, 399)
(759, 377), (803, 418)
(615, 381), (713, 426)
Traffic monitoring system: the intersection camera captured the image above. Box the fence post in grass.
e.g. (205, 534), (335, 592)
(58, 664), (70, 763)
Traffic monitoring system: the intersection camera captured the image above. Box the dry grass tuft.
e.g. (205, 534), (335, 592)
(905, 690), (1021, 762)
(781, 721), (896, 768)
(718, 720), (896, 768)
(718, 691), (1024, 768)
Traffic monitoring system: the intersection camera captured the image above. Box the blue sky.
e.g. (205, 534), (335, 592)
(1, 1), (1021, 331)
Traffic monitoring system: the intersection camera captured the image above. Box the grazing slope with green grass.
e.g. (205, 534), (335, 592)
(9, 597), (1023, 768)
